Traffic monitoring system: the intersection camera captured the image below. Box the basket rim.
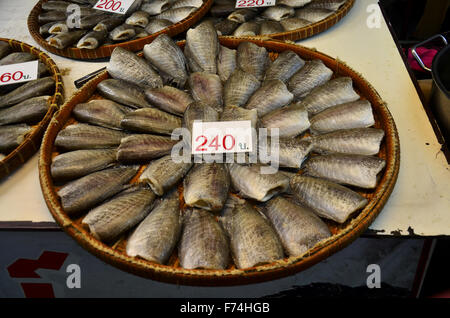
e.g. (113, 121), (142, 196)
(0, 37), (64, 180)
(38, 37), (400, 286)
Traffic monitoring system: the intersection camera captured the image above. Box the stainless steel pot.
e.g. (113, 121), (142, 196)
(412, 34), (450, 141)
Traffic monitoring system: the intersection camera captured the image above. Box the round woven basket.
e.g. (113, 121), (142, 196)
(39, 37), (400, 286)
(27, 0), (214, 60)
(0, 38), (63, 180)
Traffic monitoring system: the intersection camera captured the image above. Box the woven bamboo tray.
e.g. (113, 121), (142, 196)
(0, 38), (63, 180)
(39, 37), (400, 286)
(27, 0), (213, 60)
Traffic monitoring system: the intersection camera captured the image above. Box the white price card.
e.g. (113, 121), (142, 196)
(0, 60), (38, 86)
(192, 120), (253, 155)
(93, 0), (136, 14)
(235, 0), (276, 8)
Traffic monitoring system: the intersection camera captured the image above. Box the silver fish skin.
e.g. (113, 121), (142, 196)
(108, 47), (163, 89)
(125, 11), (151, 27)
(183, 163), (230, 212)
(188, 72), (223, 112)
(38, 10), (66, 24)
(262, 196), (331, 256)
(217, 45), (236, 83)
(307, 128), (385, 155)
(214, 19), (240, 36)
(227, 8), (258, 23)
(97, 79), (151, 109)
(139, 155), (192, 195)
(211, 3), (236, 17)
(120, 107), (182, 135)
(306, 0), (346, 10)
(280, 17), (311, 31)
(220, 105), (258, 129)
(259, 20), (284, 35)
(301, 77), (360, 116)
(0, 96), (50, 126)
(228, 163), (290, 202)
(48, 21), (70, 34)
(295, 8), (334, 22)
(82, 184), (156, 243)
(183, 101), (219, 136)
(305, 154), (386, 189)
(57, 165), (138, 215)
(156, 7), (197, 23)
(0, 52), (35, 66)
(310, 99), (375, 134)
(117, 134), (178, 163)
(141, 0), (171, 15)
(143, 34), (188, 88)
(77, 14), (111, 31)
(72, 99), (131, 130)
(171, 0), (204, 9)
(223, 69), (261, 107)
(232, 21), (260, 37)
(133, 26), (150, 39)
(237, 42), (270, 81)
(277, 0), (312, 8)
(0, 124), (32, 153)
(76, 30), (107, 49)
(290, 175), (368, 223)
(179, 208), (230, 269)
(245, 79), (293, 117)
(0, 77), (54, 109)
(185, 20), (219, 74)
(55, 123), (128, 151)
(41, 1), (70, 12)
(48, 30), (86, 49)
(110, 24), (136, 41)
(260, 103), (310, 138)
(262, 5), (295, 21)
(144, 18), (172, 34)
(93, 17), (124, 32)
(40, 21), (59, 35)
(126, 190), (182, 264)
(220, 196), (284, 268)
(288, 59), (333, 100)
(261, 138), (313, 168)
(51, 148), (118, 181)
(145, 86), (194, 116)
(264, 50), (305, 83)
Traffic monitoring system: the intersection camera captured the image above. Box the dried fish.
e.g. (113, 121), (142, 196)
(260, 103), (310, 137)
(120, 107), (182, 135)
(144, 18), (172, 34)
(264, 50), (305, 83)
(245, 79), (293, 117)
(117, 134), (178, 163)
(217, 45), (237, 83)
(0, 96), (50, 126)
(227, 8), (258, 23)
(72, 99), (131, 130)
(0, 77), (54, 109)
(295, 7), (334, 22)
(125, 11), (151, 27)
(0, 124), (32, 153)
(223, 69), (260, 107)
(232, 21), (260, 36)
(97, 79), (151, 109)
(237, 42), (270, 81)
(288, 59), (333, 100)
(48, 30), (86, 49)
(145, 86), (194, 116)
(156, 7), (197, 24)
(185, 20), (219, 74)
(280, 17), (311, 31)
(188, 72), (223, 112)
(262, 6), (295, 21)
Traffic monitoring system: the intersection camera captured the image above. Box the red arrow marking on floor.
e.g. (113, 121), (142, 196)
(7, 251), (68, 278)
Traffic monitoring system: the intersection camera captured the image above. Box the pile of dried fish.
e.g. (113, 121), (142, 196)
(0, 43), (54, 159)
(209, 0), (348, 36)
(38, 0), (206, 50)
(51, 21), (385, 271)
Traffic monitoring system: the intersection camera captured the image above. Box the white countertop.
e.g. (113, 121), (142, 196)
(0, 0), (449, 236)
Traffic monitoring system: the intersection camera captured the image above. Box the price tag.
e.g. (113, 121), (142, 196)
(235, 0), (276, 8)
(0, 60), (38, 86)
(192, 120), (253, 155)
(93, 0), (136, 14)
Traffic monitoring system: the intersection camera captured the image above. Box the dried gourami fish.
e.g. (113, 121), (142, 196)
(40, 21), (60, 35)
(72, 99), (131, 130)
(288, 59), (333, 100)
(38, 10), (66, 24)
(51, 148), (118, 181)
(183, 163), (230, 212)
(55, 123), (128, 150)
(97, 79), (151, 109)
(48, 30), (86, 49)
(309, 99), (375, 134)
(139, 155), (192, 195)
(260, 103), (310, 137)
(290, 175), (368, 223)
(262, 196), (331, 256)
(156, 7), (197, 23)
(183, 101), (219, 136)
(220, 105), (258, 129)
(145, 86), (194, 116)
(82, 184), (156, 242)
(295, 7), (334, 22)
(41, 1), (70, 12)
(144, 18), (172, 34)
(110, 24), (136, 41)
(120, 107), (182, 135)
(211, 3), (236, 17)
(232, 21), (260, 37)
(264, 50), (305, 83)
(185, 20), (219, 74)
(179, 208), (230, 270)
(228, 163), (289, 202)
(307, 128), (385, 155)
(245, 79), (293, 117)
(280, 17), (311, 31)
(108, 47), (163, 88)
(262, 6), (295, 21)
(0, 77), (54, 108)
(0, 96), (50, 126)
(224, 69), (261, 107)
(0, 52), (35, 65)
(57, 165), (138, 215)
(301, 77), (360, 116)
(0, 124), (32, 153)
(259, 20), (284, 35)
(227, 8), (258, 23)
(125, 11), (151, 27)
(188, 72), (223, 113)
(237, 42), (270, 81)
(141, 0), (171, 15)
(261, 138), (313, 168)
(220, 196), (284, 269)
(117, 134), (178, 163)
(304, 153), (386, 189)
(171, 0), (204, 9)
(214, 19), (240, 36)
(306, 0), (347, 10)
(48, 21), (70, 34)
(217, 45), (236, 83)
(93, 17), (124, 32)
(76, 30), (108, 49)
(126, 190), (182, 264)
(277, 0), (312, 7)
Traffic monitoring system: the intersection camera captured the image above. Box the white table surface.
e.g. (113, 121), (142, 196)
(0, 0), (449, 236)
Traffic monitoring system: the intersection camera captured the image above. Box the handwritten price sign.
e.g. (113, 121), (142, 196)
(93, 0), (136, 14)
(235, 0), (276, 8)
(0, 60), (38, 86)
(192, 121), (254, 155)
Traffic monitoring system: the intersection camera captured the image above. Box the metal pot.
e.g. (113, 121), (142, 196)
(412, 34), (450, 141)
